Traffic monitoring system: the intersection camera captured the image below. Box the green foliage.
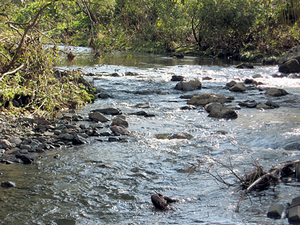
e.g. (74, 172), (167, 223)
(0, 1), (95, 117)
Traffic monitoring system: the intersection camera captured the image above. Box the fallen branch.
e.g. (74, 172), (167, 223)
(0, 64), (24, 81)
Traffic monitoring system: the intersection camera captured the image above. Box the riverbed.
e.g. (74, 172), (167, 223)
(1, 47), (300, 225)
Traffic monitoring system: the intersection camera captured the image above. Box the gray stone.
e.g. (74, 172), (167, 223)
(265, 100), (280, 108)
(9, 136), (22, 146)
(111, 117), (129, 128)
(174, 79), (202, 91)
(110, 125), (131, 135)
(0, 139), (12, 149)
(58, 133), (74, 140)
(279, 59), (300, 73)
(287, 197), (300, 224)
(135, 102), (151, 108)
(256, 103), (271, 109)
(92, 108), (122, 115)
(267, 203), (285, 219)
(229, 83), (247, 92)
(265, 88), (289, 97)
(171, 75), (184, 81)
(226, 81), (237, 88)
(205, 103), (238, 119)
(20, 144), (31, 150)
(187, 93), (227, 106)
(88, 111), (110, 122)
(235, 63), (254, 69)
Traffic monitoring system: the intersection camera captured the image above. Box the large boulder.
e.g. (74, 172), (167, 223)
(279, 59), (300, 73)
(111, 116), (129, 128)
(174, 78), (202, 91)
(187, 93), (227, 106)
(265, 88), (288, 97)
(205, 103), (238, 119)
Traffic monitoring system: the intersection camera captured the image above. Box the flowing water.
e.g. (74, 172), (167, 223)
(1, 47), (300, 225)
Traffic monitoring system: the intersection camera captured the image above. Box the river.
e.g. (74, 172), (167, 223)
(1, 46), (300, 225)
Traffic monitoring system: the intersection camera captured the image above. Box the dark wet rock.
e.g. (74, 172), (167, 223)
(262, 56), (278, 65)
(284, 142), (300, 151)
(0, 139), (12, 149)
(267, 204), (285, 219)
(265, 88), (288, 97)
(174, 79), (202, 91)
(88, 111), (110, 122)
(265, 100), (280, 108)
(108, 137), (119, 142)
(33, 117), (52, 125)
(187, 93), (227, 106)
(112, 116), (129, 128)
(202, 76), (212, 80)
(256, 103), (271, 109)
(135, 90), (155, 95)
(91, 108), (122, 115)
(168, 133), (193, 140)
(171, 75), (184, 81)
(227, 96), (235, 101)
(125, 72), (139, 76)
(238, 100), (257, 108)
(144, 113), (156, 117)
(135, 102), (151, 108)
(229, 83), (247, 92)
(73, 133), (89, 145)
(100, 132), (112, 136)
(1, 181), (16, 188)
(287, 196), (300, 224)
(110, 72), (121, 77)
(130, 110), (148, 116)
(244, 78), (257, 85)
(58, 133), (74, 141)
(279, 59), (300, 74)
(235, 63), (254, 69)
(205, 103), (238, 119)
(180, 105), (197, 110)
(226, 81), (237, 88)
(98, 92), (113, 99)
(15, 153), (38, 164)
(151, 193), (179, 210)
(110, 125), (131, 135)
(180, 94), (194, 99)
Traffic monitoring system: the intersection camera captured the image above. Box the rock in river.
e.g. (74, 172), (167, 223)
(88, 111), (110, 122)
(187, 93), (227, 106)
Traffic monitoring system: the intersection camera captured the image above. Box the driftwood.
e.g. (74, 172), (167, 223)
(185, 157), (300, 213)
(235, 159), (300, 212)
(151, 193), (179, 210)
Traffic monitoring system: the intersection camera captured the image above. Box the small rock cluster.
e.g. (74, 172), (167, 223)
(0, 107), (135, 164)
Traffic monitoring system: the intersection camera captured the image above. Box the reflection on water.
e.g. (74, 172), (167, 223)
(1, 46), (300, 224)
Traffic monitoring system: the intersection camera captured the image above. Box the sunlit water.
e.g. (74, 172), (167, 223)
(1, 47), (300, 224)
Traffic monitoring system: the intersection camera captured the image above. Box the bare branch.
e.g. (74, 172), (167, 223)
(0, 64), (24, 81)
